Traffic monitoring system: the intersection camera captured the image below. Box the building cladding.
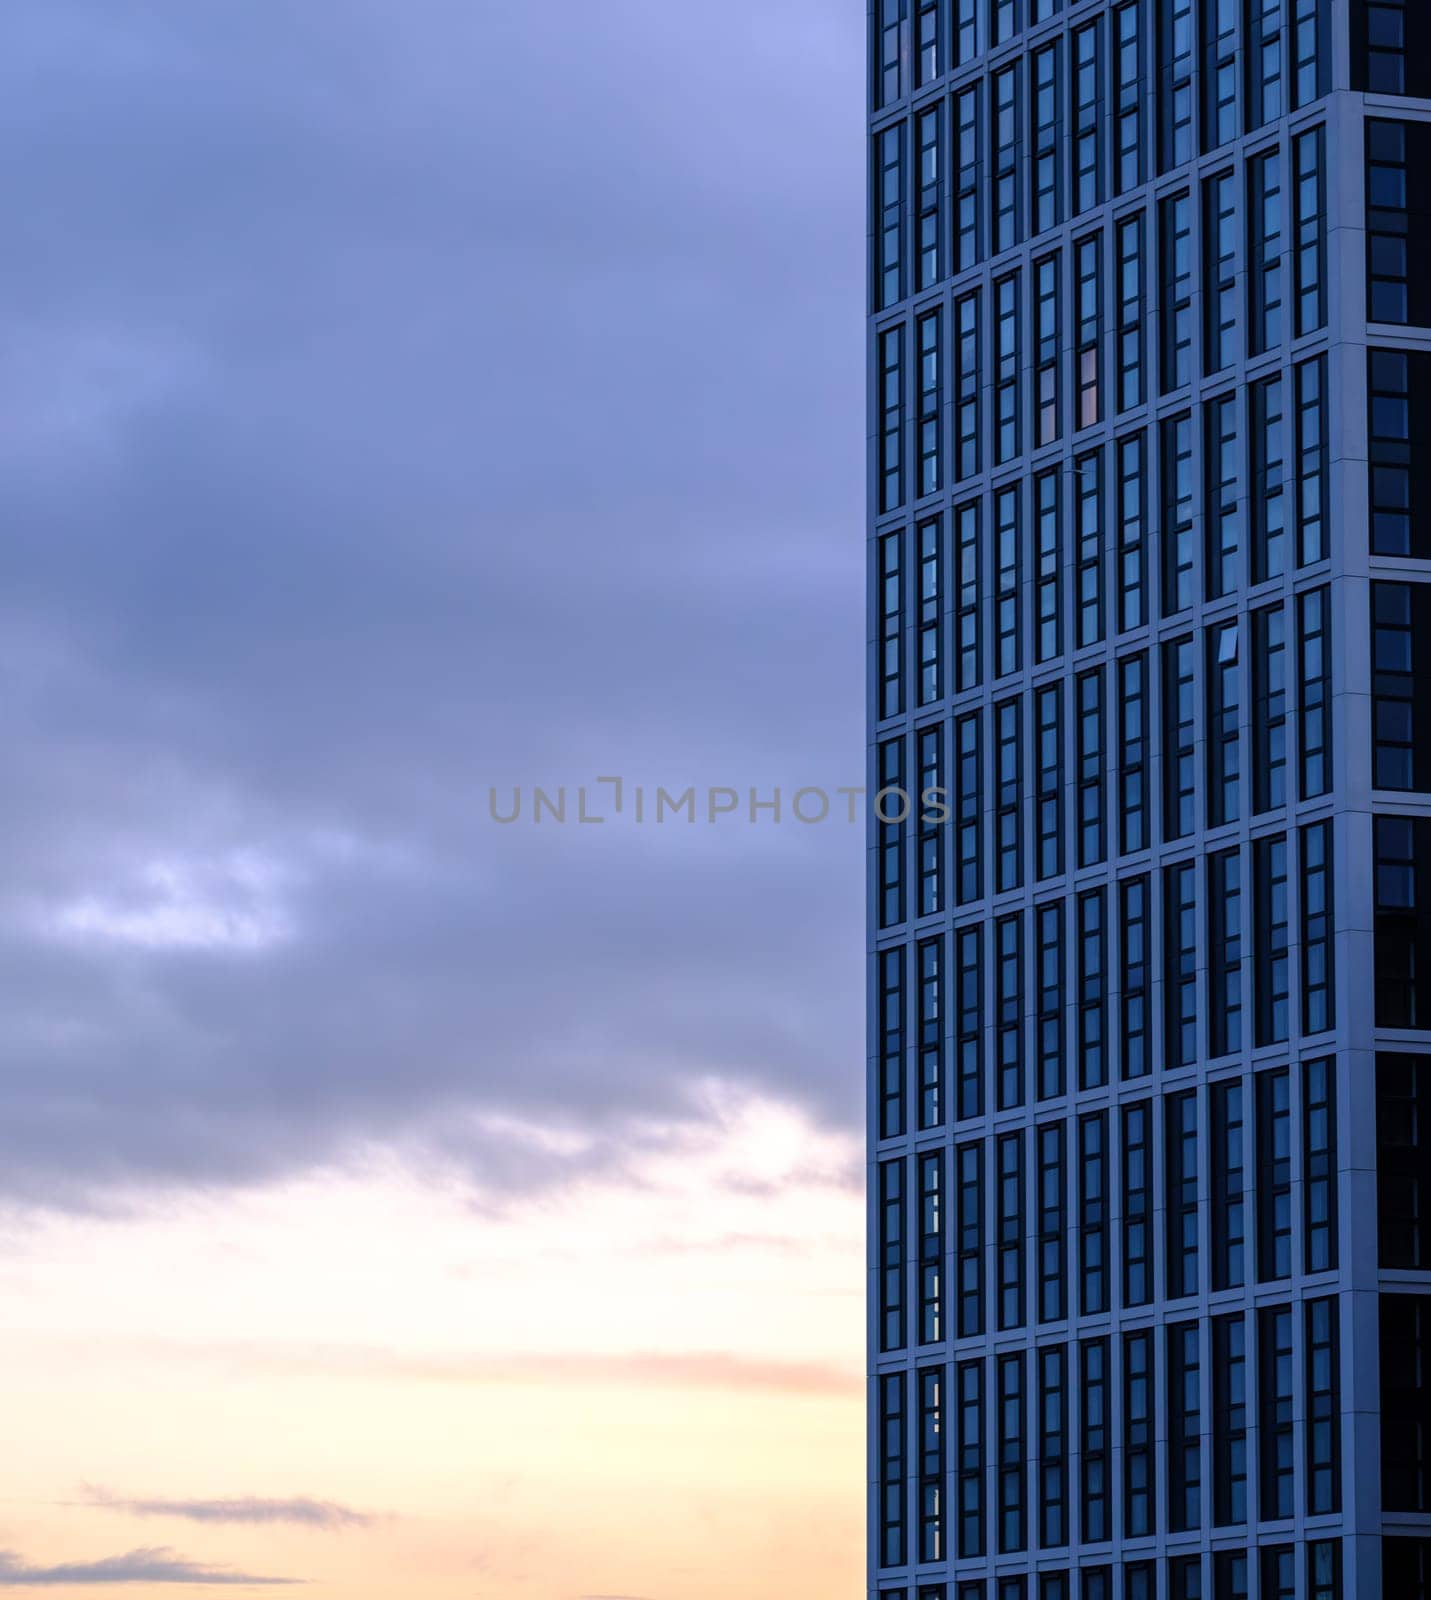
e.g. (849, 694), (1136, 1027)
(865, 2), (1431, 1599)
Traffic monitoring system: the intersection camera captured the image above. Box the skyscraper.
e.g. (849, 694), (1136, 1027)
(866, 4), (1431, 1597)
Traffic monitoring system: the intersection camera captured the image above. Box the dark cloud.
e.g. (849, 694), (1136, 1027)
(80, 1488), (376, 1530)
(0, 1546), (298, 1587)
(0, 0), (865, 1206)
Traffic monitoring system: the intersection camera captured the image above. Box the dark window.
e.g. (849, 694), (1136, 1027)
(915, 0), (940, 84)
(1122, 1100), (1152, 1305)
(1306, 1296), (1340, 1513)
(1304, 1055), (1337, 1271)
(956, 1140), (984, 1336)
(1252, 606), (1287, 813)
(994, 485), (1021, 679)
(1169, 1321), (1201, 1531)
(1034, 255), (1061, 448)
(1296, 354), (1328, 565)
(875, 0), (907, 109)
(1072, 21), (1103, 215)
(1166, 1088), (1198, 1296)
(954, 498), (980, 689)
(1164, 864), (1197, 1072)
(1212, 1313), (1248, 1527)
(1258, 1305), (1295, 1519)
(996, 1352), (1026, 1551)
(919, 1365), (944, 1562)
(1245, 0), (1283, 130)
(918, 938), (943, 1131)
(1123, 1329), (1154, 1536)
(1075, 447), (1103, 647)
(1208, 849), (1243, 1059)
(1369, 348), (1431, 560)
(1373, 581), (1431, 790)
(880, 1369), (906, 1566)
(1201, 0), (1238, 150)
(1078, 1110), (1108, 1315)
(1035, 471), (1062, 664)
(995, 698), (1023, 894)
(1260, 1547), (1294, 1600)
(1308, 1541), (1341, 1600)
(878, 529), (902, 720)
(996, 1132), (1024, 1330)
(878, 736), (907, 930)
(1384, 1538), (1431, 1600)
(1077, 888), (1107, 1090)
(1114, 2), (1143, 193)
(1118, 652), (1148, 855)
(1120, 876), (1149, 1080)
(1162, 637), (1195, 841)
(880, 1157), (906, 1351)
(956, 1358), (984, 1557)
(1157, 0), (1194, 173)
(1294, 0), (1330, 104)
(996, 912), (1024, 1110)
(1256, 1067), (1292, 1280)
(1076, 669), (1105, 868)
(1036, 904), (1064, 1101)
(1160, 191), (1193, 389)
(955, 293), (980, 482)
(1250, 374), (1286, 583)
(1170, 1555), (1203, 1600)
(953, 86), (982, 272)
(1116, 431), (1146, 631)
(1253, 835), (1289, 1046)
(917, 309), (941, 496)
(1367, 120), (1431, 327)
(994, 275), (1019, 465)
(1355, 0), (1431, 96)
(917, 725), (943, 918)
(879, 946), (905, 1140)
(880, 324), (904, 513)
(1204, 392), (1239, 600)
(1376, 815), (1431, 1029)
(1211, 1077), (1246, 1288)
(1080, 1339), (1109, 1542)
(1203, 171), (1237, 373)
(1249, 148), (1283, 355)
(1379, 1051), (1431, 1269)
(876, 124), (905, 311)
(1301, 824), (1335, 1035)
(1076, 234), (1102, 428)
(956, 926), (983, 1122)
(917, 516), (940, 706)
(1032, 43), (1063, 236)
(1294, 126), (1326, 337)
(955, 711), (982, 905)
(1213, 1552), (1247, 1600)
(1035, 686), (1063, 882)
(1383, 1294), (1431, 1512)
(1207, 620), (1240, 826)
(916, 108), (943, 294)
(992, 68), (1022, 256)
(1038, 1344), (1067, 1548)
(1115, 216), (1142, 413)
(918, 1149), (943, 1344)
(1036, 1121), (1065, 1322)
(1161, 412), (1194, 615)
(1298, 587), (1331, 800)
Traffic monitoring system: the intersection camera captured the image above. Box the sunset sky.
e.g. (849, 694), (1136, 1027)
(0, 1), (866, 1595)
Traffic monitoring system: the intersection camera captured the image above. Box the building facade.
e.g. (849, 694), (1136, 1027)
(865, 3), (1431, 1597)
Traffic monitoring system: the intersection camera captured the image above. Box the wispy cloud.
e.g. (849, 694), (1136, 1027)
(80, 1486), (376, 1530)
(0, 1547), (300, 1587)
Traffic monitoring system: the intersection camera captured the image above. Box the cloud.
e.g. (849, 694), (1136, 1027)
(0, 0), (865, 1211)
(0, 9), (862, 1597)
(80, 1487), (376, 1530)
(0, 1547), (299, 1587)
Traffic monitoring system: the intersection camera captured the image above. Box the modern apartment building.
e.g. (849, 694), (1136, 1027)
(866, 3), (1431, 1597)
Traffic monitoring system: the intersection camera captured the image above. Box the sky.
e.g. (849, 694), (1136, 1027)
(0, 2), (867, 1595)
